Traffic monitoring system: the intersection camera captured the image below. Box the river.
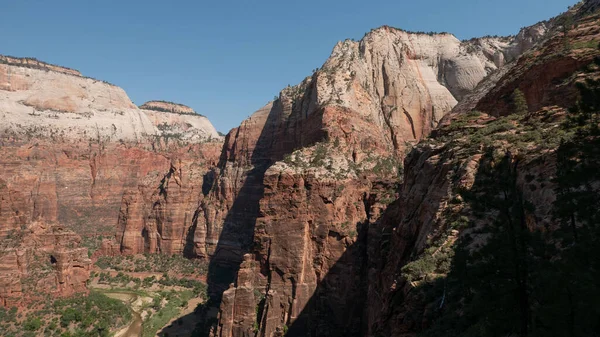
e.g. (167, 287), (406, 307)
(103, 291), (143, 337)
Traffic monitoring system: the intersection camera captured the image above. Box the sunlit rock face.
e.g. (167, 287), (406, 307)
(209, 20), (551, 337)
(141, 100), (222, 142)
(0, 56), (224, 306)
(0, 221), (92, 307)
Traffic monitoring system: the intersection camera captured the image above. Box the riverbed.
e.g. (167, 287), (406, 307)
(103, 291), (145, 337)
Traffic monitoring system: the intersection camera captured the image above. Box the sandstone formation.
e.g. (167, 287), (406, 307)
(142, 102), (221, 142)
(206, 6), (595, 337)
(1, 3), (598, 337)
(0, 221), (91, 307)
(140, 100), (197, 115)
(0, 60), (154, 141)
(0, 59), (221, 143)
(114, 141), (223, 256)
(0, 55), (223, 305)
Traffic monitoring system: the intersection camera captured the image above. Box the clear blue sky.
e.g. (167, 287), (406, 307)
(1, 0), (577, 133)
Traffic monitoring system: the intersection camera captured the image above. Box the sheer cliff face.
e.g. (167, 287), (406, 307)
(223, 7), (598, 337)
(0, 222), (92, 307)
(368, 14), (600, 332)
(208, 22), (552, 337)
(0, 57), (223, 305)
(306, 24), (548, 143)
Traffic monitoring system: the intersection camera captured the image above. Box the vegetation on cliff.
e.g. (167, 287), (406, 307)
(399, 59), (600, 337)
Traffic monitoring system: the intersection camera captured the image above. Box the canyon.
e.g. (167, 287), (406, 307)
(2, 1), (600, 337)
(0, 57), (223, 306)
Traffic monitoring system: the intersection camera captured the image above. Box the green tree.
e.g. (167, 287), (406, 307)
(23, 317), (42, 331)
(512, 89), (529, 115)
(419, 149), (542, 337)
(560, 13), (575, 50)
(549, 77), (600, 337)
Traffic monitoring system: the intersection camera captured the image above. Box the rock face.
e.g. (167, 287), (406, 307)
(0, 221), (91, 307)
(305, 23), (550, 143)
(366, 13), (600, 332)
(0, 55), (223, 305)
(143, 105), (221, 142)
(207, 16), (554, 337)
(140, 100), (197, 115)
(0, 137), (221, 251)
(114, 141), (223, 256)
(209, 4), (600, 337)
(0, 60), (155, 141)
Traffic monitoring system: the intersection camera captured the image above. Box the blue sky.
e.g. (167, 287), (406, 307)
(1, 0), (577, 133)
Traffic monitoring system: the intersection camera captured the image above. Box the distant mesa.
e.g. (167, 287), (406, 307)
(0, 55), (82, 77)
(139, 100), (200, 116)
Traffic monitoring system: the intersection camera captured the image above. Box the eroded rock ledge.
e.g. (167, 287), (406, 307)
(140, 101), (197, 115)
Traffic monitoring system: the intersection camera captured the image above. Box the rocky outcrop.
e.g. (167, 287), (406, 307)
(358, 6), (600, 337)
(0, 55), (82, 77)
(207, 6), (590, 337)
(307, 23), (550, 143)
(140, 100), (197, 115)
(0, 55), (224, 306)
(143, 105), (222, 142)
(0, 221), (91, 307)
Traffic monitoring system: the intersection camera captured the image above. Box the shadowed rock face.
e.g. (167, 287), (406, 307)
(210, 5), (600, 337)
(206, 17), (553, 337)
(366, 21), (600, 331)
(0, 5), (570, 334)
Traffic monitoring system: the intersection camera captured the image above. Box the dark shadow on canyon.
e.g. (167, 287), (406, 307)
(282, 221), (371, 337)
(283, 149), (456, 336)
(278, 146), (600, 337)
(175, 220), (375, 337)
(183, 102), (283, 335)
(172, 90), (342, 335)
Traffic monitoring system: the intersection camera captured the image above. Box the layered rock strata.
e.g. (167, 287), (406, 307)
(0, 222), (91, 307)
(208, 17), (554, 337)
(0, 56), (223, 305)
(142, 101), (221, 142)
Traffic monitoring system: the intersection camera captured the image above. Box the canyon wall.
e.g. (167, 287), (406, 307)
(367, 12), (600, 333)
(0, 57), (223, 306)
(1, 4), (595, 337)
(0, 221), (92, 307)
(207, 17), (555, 337)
